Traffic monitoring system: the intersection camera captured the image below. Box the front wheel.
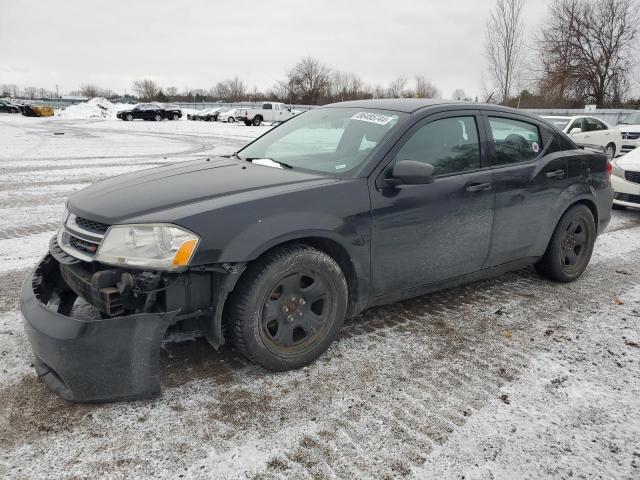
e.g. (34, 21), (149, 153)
(244, 120), (252, 126)
(154, 114), (162, 122)
(604, 143), (616, 160)
(172, 113), (180, 120)
(252, 116), (262, 126)
(227, 117), (235, 123)
(126, 114), (133, 121)
(535, 204), (596, 282)
(229, 245), (348, 371)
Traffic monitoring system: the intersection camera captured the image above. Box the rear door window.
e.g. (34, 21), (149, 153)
(488, 117), (542, 166)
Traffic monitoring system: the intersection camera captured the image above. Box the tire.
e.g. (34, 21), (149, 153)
(252, 116), (262, 126)
(244, 120), (252, 126)
(535, 204), (596, 282)
(11, 107), (19, 114)
(126, 114), (133, 121)
(154, 114), (162, 122)
(604, 143), (616, 160)
(229, 244), (348, 371)
(227, 117), (235, 123)
(172, 113), (180, 120)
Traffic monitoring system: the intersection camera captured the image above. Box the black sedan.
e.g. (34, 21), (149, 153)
(21, 99), (613, 401)
(0, 98), (23, 114)
(116, 103), (182, 121)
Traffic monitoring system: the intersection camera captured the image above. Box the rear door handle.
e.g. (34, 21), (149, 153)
(465, 182), (492, 192)
(545, 169), (566, 179)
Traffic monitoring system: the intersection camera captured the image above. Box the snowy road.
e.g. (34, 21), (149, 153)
(0, 115), (639, 480)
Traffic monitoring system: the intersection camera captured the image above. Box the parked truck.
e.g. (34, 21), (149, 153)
(235, 102), (300, 126)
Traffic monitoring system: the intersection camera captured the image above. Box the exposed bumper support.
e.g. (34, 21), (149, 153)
(20, 255), (178, 402)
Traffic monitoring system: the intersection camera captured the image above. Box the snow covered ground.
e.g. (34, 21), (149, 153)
(0, 113), (639, 479)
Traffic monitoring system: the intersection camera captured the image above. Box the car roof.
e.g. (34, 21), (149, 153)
(542, 116), (573, 120)
(323, 98), (537, 117)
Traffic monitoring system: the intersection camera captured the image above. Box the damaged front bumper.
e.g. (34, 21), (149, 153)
(21, 254), (179, 402)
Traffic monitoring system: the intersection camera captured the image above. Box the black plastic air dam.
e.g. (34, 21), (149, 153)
(20, 258), (178, 402)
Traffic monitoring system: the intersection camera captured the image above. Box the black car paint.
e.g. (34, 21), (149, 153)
(21, 100), (613, 401)
(116, 105), (182, 121)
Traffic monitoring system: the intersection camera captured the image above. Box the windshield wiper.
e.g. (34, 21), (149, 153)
(246, 157), (294, 169)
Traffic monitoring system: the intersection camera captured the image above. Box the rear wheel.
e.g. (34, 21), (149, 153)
(154, 114), (162, 122)
(244, 120), (252, 126)
(227, 117), (235, 123)
(252, 116), (262, 126)
(604, 143), (616, 160)
(535, 204), (596, 282)
(229, 245), (348, 371)
(172, 113), (180, 120)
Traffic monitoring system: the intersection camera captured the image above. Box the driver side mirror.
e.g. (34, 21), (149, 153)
(569, 127), (582, 135)
(386, 160), (435, 186)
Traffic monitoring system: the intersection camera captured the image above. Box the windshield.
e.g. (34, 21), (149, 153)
(543, 117), (571, 129)
(238, 107), (407, 175)
(619, 112), (640, 125)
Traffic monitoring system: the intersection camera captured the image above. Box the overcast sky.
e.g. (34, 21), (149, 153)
(0, 0), (550, 99)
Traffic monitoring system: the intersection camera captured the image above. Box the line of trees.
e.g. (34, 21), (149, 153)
(0, 57), (451, 105)
(484, 0), (640, 107)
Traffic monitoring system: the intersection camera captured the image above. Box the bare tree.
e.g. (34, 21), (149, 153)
(132, 79), (160, 101)
(287, 56), (333, 104)
(23, 86), (38, 99)
(451, 88), (471, 101)
(387, 76), (408, 98)
(484, 0), (527, 104)
(1, 84), (19, 97)
(79, 84), (103, 98)
(331, 71), (370, 101)
(165, 86), (178, 99)
(537, 0), (639, 106)
(211, 77), (247, 102)
(414, 76), (440, 98)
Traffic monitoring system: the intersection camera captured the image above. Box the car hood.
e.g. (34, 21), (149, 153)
(618, 124), (640, 133)
(67, 157), (332, 224)
(615, 150), (640, 168)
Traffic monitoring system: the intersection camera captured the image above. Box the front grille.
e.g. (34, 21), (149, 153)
(57, 213), (109, 262)
(615, 193), (640, 204)
(625, 170), (640, 184)
(74, 216), (109, 235)
(68, 235), (100, 255)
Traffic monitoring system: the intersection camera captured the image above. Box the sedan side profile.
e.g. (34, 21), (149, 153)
(21, 99), (613, 401)
(117, 103), (182, 121)
(543, 115), (622, 160)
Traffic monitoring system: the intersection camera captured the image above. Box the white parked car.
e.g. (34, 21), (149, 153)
(616, 112), (640, 154)
(611, 147), (640, 209)
(542, 115), (623, 160)
(235, 102), (300, 126)
(218, 108), (240, 123)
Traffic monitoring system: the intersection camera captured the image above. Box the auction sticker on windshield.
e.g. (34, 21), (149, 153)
(351, 112), (396, 125)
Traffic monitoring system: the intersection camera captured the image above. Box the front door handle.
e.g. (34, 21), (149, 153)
(465, 182), (492, 192)
(545, 169), (566, 179)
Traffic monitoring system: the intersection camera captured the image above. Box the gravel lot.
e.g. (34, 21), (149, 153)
(0, 114), (638, 480)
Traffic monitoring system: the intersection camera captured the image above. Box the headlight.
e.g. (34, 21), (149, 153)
(95, 224), (199, 270)
(611, 158), (625, 178)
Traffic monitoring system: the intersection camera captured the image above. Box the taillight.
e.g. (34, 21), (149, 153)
(606, 160), (613, 179)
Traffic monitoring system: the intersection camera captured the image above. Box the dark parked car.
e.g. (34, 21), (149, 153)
(116, 103), (182, 121)
(21, 99), (613, 401)
(0, 98), (23, 113)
